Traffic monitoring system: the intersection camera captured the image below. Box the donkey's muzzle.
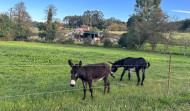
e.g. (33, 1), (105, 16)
(70, 84), (75, 87)
(110, 72), (115, 78)
(70, 80), (76, 87)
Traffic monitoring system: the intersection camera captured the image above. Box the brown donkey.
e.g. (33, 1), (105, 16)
(68, 60), (111, 100)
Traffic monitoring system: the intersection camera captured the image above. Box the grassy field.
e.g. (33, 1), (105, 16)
(74, 41), (190, 55)
(142, 43), (190, 55)
(109, 31), (127, 34)
(0, 41), (189, 110)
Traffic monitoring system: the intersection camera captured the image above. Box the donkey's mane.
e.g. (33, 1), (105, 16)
(114, 58), (126, 65)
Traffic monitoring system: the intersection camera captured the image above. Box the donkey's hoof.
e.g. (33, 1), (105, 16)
(82, 97), (86, 100)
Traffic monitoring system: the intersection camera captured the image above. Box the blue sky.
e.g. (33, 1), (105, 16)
(0, 0), (190, 22)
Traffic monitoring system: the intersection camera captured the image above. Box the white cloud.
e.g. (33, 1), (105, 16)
(172, 10), (190, 14)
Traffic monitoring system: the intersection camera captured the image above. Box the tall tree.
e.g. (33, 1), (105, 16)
(133, 0), (168, 51)
(12, 1), (32, 40)
(147, 9), (168, 51)
(63, 15), (83, 28)
(127, 14), (141, 28)
(135, 0), (162, 22)
(12, 2), (31, 27)
(83, 10), (104, 29)
(43, 5), (58, 42)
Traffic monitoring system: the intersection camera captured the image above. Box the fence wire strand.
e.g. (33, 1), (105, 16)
(0, 78), (189, 99)
(0, 64), (190, 67)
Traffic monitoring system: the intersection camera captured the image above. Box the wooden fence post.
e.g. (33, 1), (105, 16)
(168, 53), (172, 94)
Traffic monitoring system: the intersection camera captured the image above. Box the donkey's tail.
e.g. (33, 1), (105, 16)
(146, 62), (150, 68)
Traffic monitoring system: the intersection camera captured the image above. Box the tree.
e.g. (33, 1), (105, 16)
(83, 10), (104, 29)
(12, 2), (31, 28)
(14, 24), (28, 40)
(0, 14), (15, 40)
(41, 5), (58, 42)
(162, 16), (178, 54)
(90, 27), (99, 33)
(126, 0), (169, 51)
(178, 36), (190, 56)
(147, 9), (168, 51)
(12, 1), (32, 40)
(118, 21), (149, 49)
(135, 0), (162, 22)
(118, 33), (129, 48)
(63, 15), (83, 28)
(107, 23), (127, 31)
(102, 29), (111, 39)
(127, 14), (141, 28)
(180, 19), (190, 32)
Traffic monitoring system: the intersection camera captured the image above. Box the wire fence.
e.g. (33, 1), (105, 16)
(0, 64), (189, 66)
(0, 78), (189, 100)
(0, 55), (189, 107)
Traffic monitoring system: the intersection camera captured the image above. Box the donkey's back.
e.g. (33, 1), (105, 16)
(79, 63), (110, 79)
(124, 57), (148, 69)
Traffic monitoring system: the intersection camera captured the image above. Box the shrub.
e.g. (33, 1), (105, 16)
(118, 32), (136, 49)
(118, 33), (129, 47)
(62, 38), (74, 44)
(92, 43), (99, 47)
(83, 37), (91, 46)
(103, 39), (113, 47)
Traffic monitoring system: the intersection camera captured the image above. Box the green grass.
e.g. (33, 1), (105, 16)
(0, 41), (189, 110)
(142, 43), (190, 55)
(109, 31), (127, 34)
(173, 32), (190, 39)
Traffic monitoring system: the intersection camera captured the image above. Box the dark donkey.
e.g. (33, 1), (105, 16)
(68, 60), (111, 100)
(109, 57), (150, 86)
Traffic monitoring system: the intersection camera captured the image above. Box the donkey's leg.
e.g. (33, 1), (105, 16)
(141, 69), (145, 86)
(128, 70), (131, 80)
(136, 71), (140, 85)
(88, 81), (93, 99)
(82, 81), (87, 100)
(120, 69), (126, 81)
(103, 77), (108, 95)
(107, 80), (110, 93)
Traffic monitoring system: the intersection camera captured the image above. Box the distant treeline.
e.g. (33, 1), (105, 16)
(62, 10), (127, 31)
(0, 0), (190, 45)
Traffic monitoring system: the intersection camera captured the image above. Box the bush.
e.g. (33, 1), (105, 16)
(83, 37), (91, 46)
(62, 38), (74, 44)
(103, 39), (113, 47)
(118, 32), (136, 49)
(92, 43), (99, 47)
(118, 33), (128, 47)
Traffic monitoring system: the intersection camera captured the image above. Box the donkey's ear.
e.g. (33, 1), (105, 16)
(68, 60), (74, 67)
(108, 61), (113, 64)
(79, 61), (82, 67)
